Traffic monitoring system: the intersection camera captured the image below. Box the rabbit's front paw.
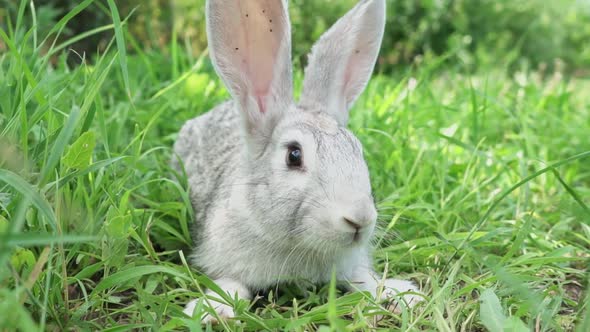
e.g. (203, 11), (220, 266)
(379, 278), (423, 313)
(182, 298), (200, 317)
(183, 298), (235, 323)
(202, 302), (235, 324)
(183, 278), (250, 323)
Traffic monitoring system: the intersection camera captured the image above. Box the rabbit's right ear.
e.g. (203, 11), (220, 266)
(299, 0), (386, 127)
(206, 0), (293, 136)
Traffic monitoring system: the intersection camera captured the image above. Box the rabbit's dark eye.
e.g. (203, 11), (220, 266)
(286, 144), (303, 168)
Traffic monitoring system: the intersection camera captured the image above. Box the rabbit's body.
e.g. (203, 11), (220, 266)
(175, 102), (371, 290)
(177, 0), (423, 322)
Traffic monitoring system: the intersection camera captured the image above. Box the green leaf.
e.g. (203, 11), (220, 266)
(504, 317), (529, 332)
(479, 289), (506, 332)
(62, 131), (96, 169)
(104, 208), (132, 239)
(10, 247), (36, 271)
(102, 235), (128, 267)
(0, 289), (39, 331)
(103, 207), (133, 266)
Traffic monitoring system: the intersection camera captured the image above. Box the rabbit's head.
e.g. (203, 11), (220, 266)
(206, 0), (386, 252)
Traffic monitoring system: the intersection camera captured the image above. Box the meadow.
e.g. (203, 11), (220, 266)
(1, 1), (589, 331)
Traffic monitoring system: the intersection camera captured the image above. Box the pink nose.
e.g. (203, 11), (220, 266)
(343, 217), (363, 231)
(341, 201), (376, 231)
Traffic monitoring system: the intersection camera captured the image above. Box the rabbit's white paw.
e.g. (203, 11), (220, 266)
(183, 299), (199, 317)
(183, 278), (250, 323)
(183, 298), (236, 323)
(379, 278), (423, 313)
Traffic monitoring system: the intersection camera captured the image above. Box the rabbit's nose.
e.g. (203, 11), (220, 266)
(342, 216), (365, 242)
(342, 213), (374, 231)
(343, 217), (363, 231)
(340, 198), (377, 231)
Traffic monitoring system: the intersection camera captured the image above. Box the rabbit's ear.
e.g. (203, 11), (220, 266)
(206, 0), (293, 134)
(299, 0), (385, 126)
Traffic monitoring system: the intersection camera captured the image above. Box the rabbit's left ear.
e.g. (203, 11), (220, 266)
(299, 0), (386, 126)
(206, 0), (293, 135)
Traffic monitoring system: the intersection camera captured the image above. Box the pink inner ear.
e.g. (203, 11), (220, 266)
(342, 61), (354, 103)
(238, 1), (285, 114)
(340, 49), (359, 109)
(342, 39), (376, 106)
(256, 94), (267, 114)
(209, 0), (290, 116)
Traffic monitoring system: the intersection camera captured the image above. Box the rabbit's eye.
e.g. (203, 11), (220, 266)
(286, 144), (303, 168)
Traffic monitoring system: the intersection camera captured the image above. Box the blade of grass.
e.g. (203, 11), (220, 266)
(93, 265), (191, 294)
(13, 0), (27, 40)
(576, 280), (590, 332)
(107, 0), (131, 99)
(39, 106), (81, 186)
(551, 168), (590, 218)
(1, 233), (98, 247)
(28, 1), (37, 49)
(0, 28), (47, 106)
(43, 156), (126, 191)
(0, 169), (57, 230)
(444, 151), (590, 272)
(0, 197), (31, 280)
(44, 0), (96, 39)
(149, 52), (207, 101)
(44, 24), (115, 59)
(20, 246), (51, 305)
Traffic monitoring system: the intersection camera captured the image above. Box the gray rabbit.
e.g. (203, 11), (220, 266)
(174, 0), (422, 322)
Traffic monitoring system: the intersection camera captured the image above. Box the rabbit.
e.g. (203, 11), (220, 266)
(173, 0), (423, 322)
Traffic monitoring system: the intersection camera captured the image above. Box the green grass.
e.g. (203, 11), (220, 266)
(1, 2), (589, 331)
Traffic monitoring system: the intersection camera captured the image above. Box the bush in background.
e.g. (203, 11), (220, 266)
(3, 0), (590, 73)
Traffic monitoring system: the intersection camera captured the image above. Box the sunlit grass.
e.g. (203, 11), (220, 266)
(1, 1), (589, 331)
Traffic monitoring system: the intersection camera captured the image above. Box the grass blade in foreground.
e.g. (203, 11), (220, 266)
(107, 0), (131, 99)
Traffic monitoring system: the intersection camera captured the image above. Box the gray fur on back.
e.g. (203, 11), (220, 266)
(173, 101), (240, 238)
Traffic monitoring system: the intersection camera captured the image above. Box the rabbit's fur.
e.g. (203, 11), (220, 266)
(174, 0), (422, 322)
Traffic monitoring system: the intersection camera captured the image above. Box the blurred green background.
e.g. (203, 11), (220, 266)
(1, 1), (590, 330)
(3, 0), (590, 74)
